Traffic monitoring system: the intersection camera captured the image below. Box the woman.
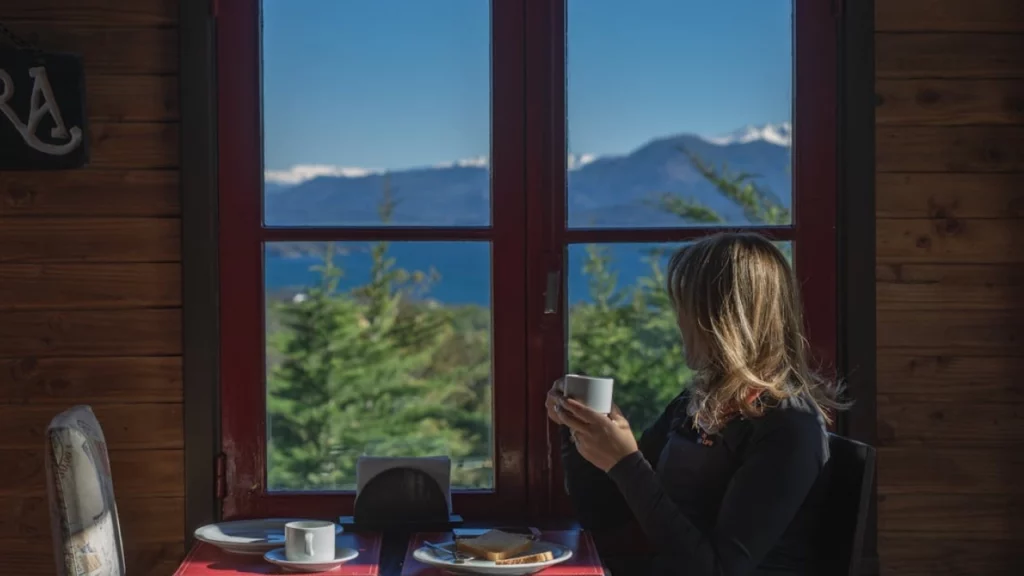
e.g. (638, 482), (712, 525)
(547, 232), (844, 576)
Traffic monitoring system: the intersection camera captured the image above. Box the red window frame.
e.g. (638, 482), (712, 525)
(217, 0), (836, 521)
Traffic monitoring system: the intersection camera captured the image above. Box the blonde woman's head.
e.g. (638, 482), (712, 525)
(666, 232), (843, 430)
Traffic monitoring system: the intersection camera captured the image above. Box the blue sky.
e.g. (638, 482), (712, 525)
(262, 0), (792, 171)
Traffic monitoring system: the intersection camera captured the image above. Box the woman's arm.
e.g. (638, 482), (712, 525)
(605, 409), (827, 575)
(561, 394), (684, 529)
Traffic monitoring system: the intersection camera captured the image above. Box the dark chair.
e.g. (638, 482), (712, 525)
(810, 433), (876, 576)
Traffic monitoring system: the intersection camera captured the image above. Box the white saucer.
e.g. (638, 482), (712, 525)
(194, 519), (344, 555)
(263, 547), (359, 573)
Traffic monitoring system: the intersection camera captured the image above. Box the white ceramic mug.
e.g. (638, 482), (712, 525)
(284, 520), (336, 562)
(560, 374), (614, 414)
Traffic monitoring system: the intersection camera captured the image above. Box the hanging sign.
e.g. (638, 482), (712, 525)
(0, 41), (88, 170)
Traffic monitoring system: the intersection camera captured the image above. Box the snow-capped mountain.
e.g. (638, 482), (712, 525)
(263, 124), (792, 228)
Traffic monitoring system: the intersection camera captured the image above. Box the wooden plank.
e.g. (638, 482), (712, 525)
(0, 309), (181, 357)
(87, 123), (179, 169)
(878, 494), (1024, 539)
(878, 447), (1024, 495)
(0, 449), (183, 497)
(876, 33), (1024, 79)
(877, 264), (1024, 310)
(7, 540), (185, 576)
(0, 496), (183, 541)
(877, 309), (1024, 353)
(877, 399), (1024, 447)
(876, 173), (1024, 219)
(879, 536), (1023, 576)
(877, 1), (1024, 32)
(877, 126), (1024, 173)
(0, 356), (182, 404)
(0, 263), (181, 310)
(0, 170), (179, 217)
(0, 0), (176, 26)
(0, 218), (180, 263)
(89, 75), (179, 122)
(876, 218), (1024, 264)
(876, 79), (1024, 126)
(0, 23), (176, 74)
(878, 351), (1024, 400)
(0, 403), (182, 450)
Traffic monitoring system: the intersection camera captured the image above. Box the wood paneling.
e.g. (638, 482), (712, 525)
(0, 404), (182, 450)
(0, 309), (181, 357)
(876, 218), (1024, 264)
(877, 351), (1024, 400)
(878, 494), (1024, 538)
(880, 537), (1024, 576)
(876, 264), (1024, 309)
(0, 263), (181, 310)
(876, 3), (1024, 573)
(0, 23), (176, 74)
(876, 173), (1024, 219)
(877, 126), (1024, 172)
(88, 123), (179, 169)
(877, 1), (1024, 32)
(876, 33), (1024, 79)
(876, 309), (1023, 352)
(878, 447), (1024, 494)
(1, 0), (176, 26)
(878, 400), (1024, 447)
(0, 449), (183, 497)
(876, 80), (1024, 125)
(0, 218), (180, 263)
(0, 357), (182, 404)
(89, 76), (180, 122)
(0, 171), (180, 217)
(0, 1), (186, 574)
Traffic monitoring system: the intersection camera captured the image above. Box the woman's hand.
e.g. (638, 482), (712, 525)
(545, 378), (568, 425)
(559, 399), (639, 472)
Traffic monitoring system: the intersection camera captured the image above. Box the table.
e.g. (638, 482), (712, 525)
(174, 530), (605, 576)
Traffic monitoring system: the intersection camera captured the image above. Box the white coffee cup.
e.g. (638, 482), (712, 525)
(560, 374), (614, 414)
(284, 520), (336, 563)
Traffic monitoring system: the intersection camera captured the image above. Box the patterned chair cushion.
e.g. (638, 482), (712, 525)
(45, 406), (125, 576)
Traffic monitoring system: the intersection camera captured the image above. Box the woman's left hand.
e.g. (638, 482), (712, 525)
(559, 399), (640, 472)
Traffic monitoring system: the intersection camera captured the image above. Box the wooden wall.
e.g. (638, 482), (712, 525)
(875, 1), (1024, 574)
(0, 1), (185, 575)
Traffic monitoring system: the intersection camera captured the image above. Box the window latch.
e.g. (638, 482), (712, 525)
(544, 270), (561, 314)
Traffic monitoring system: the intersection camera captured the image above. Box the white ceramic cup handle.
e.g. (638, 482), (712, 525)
(304, 532), (314, 557)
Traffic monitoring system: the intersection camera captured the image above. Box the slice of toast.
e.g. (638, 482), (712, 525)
(455, 530), (532, 561)
(494, 550), (555, 565)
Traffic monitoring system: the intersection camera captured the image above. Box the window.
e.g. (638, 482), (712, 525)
(218, 0), (836, 520)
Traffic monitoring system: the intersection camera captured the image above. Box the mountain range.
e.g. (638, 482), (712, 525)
(263, 123), (793, 228)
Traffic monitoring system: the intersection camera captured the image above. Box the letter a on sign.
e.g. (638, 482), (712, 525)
(0, 48), (88, 170)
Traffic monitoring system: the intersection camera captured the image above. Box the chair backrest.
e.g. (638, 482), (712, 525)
(45, 405), (126, 576)
(810, 433), (876, 576)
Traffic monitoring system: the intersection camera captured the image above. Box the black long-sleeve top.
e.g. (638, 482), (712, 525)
(562, 391), (829, 576)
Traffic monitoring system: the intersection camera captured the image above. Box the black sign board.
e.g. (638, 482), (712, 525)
(0, 47), (88, 170)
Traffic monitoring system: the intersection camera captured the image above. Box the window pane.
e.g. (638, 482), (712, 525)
(265, 241), (493, 491)
(566, 1), (793, 228)
(566, 241), (792, 430)
(261, 1), (491, 227)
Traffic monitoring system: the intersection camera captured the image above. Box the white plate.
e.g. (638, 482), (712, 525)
(193, 519), (343, 555)
(264, 547), (359, 573)
(412, 540), (573, 575)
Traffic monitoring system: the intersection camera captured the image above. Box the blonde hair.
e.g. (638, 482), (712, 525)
(666, 232), (844, 431)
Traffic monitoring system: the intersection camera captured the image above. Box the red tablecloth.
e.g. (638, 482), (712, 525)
(174, 533), (382, 576)
(400, 530), (604, 576)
